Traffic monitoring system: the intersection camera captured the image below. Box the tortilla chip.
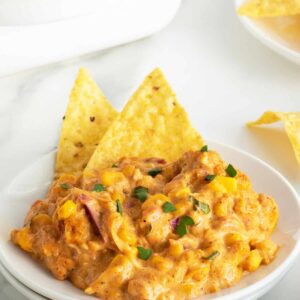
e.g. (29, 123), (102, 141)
(248, 111), (300, 165)
(238, 0), (300, 18)
(55, 68), (118, 176)
(84, 68), (204, 174)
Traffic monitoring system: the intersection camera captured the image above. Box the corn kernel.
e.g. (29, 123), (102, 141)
(17, 228), (32, 252)
(112, 191), (124, 203)
(31, 214), (52, 226)
(253, 239), (278, 264)
(174, 201), (188, 216)
(101, 171), (125, 186)
(58, 200), (77, 220)
(122, 165), (135, 177)
(150, 255), (173, 271)
(178, 284), (193, 295)
(208, 176), (237, 194)
(127, 246), (138, 259)
(118, 220), (137, 246)
(214, 199), (228, 217)
(242, 249), (262, 272)
(228, 241), (250, 265)
(147, 193), (169, 205)
(225, 233), (243, 245)
(175, 187), (191, 198)
(169, 240), (184, 257)
(85, 287), (93, 295)
(189, 264), (210, 281)
(238, 180), (251, 191)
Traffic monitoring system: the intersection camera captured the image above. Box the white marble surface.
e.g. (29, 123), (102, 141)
(0, 0), (300, 299)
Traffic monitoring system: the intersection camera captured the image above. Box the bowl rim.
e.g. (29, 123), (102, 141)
(234, 0), (300, 65)
(0, 140), (300, 300)
(0, 262), (45, 300)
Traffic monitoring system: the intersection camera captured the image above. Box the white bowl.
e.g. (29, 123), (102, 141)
(0, 0), (102, 26)
(0, 0), (181, 77)
(235, 0), (300, 66)
(0, 141), (300, 300)
(0, 262), (45, 300)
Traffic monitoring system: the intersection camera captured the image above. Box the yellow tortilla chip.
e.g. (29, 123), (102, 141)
(248, 111), (300, 165)
(238, 0), (300, 18)
(55, 68), (118, 176)
(84, 68), (204, 174)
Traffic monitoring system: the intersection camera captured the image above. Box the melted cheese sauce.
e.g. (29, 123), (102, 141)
(11, 151), (279, 300)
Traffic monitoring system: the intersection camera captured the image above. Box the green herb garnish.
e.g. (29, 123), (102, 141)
(116, 199), (122, 215)
(148, 168), (162, 177)
(191, 197), (210, 214)
(176, 221), (187, 237)
(198, 201), (210, 214)
(112, 163), (118, 168)
(60, 183), (71, 190)
(205, 174), (216, 182)
(203, 251), (220, 260)
(92, 183), (106, 192)
(175, 215), (195, 237)
(133, 186), (149, 202)
(200, 145), (208, 152)
(162, 201), (176, 213)
(181, 215), (195, 226)
(225, 164), (237, 177)
(137, 246), (153, 260)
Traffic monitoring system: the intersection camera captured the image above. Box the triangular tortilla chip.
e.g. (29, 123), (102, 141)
(55, 68), (118, 176)
(248, 111), (300, 165)
(238, 0), (300, 18)
(84, 68), (204, 174)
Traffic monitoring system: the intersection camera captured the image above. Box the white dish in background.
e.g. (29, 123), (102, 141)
(235, 0), (300, 66)
(0, 0), (100, 26)
(0, 141), (300, 300)
(0, 0), (181, 77)
(0, 263), (46, 300)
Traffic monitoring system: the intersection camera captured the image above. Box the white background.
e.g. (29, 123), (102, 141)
(0, 0), (299, 299)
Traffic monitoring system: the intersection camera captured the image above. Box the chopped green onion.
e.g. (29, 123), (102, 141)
(181, 215), (195, 226)
(226, 164), (237, 177)
(137, 246), (153, 260)
(148, 168), (162, 177)
(112, 163), (118, 168)
(162, 201), (176, 213)
(192, 198), (199, 209)
(133, 186), (149, 202)
(198, 202), (210, 214)
(60, 183), (71, 190)
(205, 174), (216, 182)
(176, 221), (188, 237)
(203, 251), (220, 260)
(116, 199), (122, 215)
(200, 145), (208, 152)
(175, 215), (195, 237)
(92, 183), (106, 192)
(192, 197), (210, 214)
